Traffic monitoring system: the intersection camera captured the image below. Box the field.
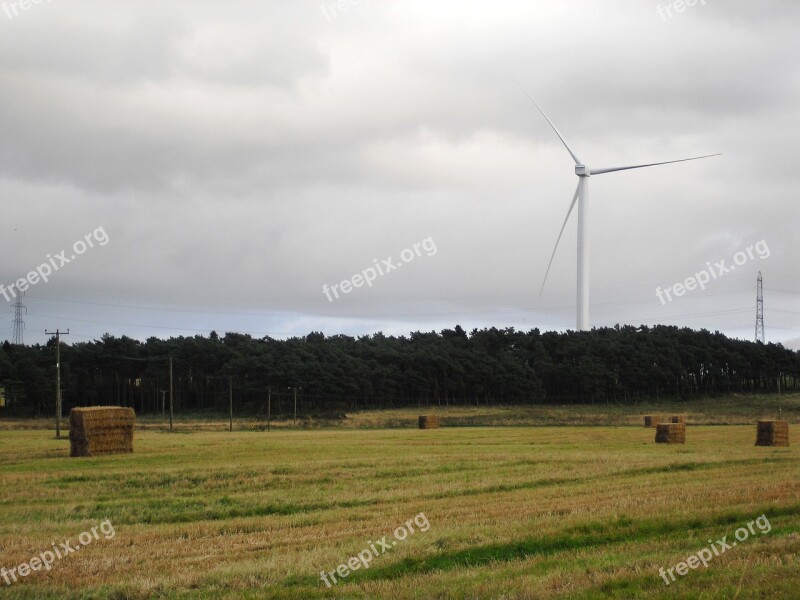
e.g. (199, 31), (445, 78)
(0, 397), (798, 599)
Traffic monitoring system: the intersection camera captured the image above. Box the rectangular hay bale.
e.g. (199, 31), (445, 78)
(644, 415), (661, 427)
(671, 415), (686, 424)
(418, 415), (440, 430)
(656, 422), (685, 444)
(69, 406), (135, 457)
(755, 420), (789, 447)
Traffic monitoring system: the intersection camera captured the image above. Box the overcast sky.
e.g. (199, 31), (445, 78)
(1, 0), (798, 348)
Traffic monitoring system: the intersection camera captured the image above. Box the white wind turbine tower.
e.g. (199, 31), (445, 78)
(521, 87), (720, 331)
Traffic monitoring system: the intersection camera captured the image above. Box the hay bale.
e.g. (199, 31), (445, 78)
(656, 422), (685, 444)
(755, 420), (789, 447)
(644, 415), (661, 427)
(671, 415), (686, 424)
(418, 415), (440, 430)
(69, 407), (135, 457)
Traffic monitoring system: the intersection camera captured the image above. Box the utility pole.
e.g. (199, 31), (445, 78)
(45, 329), (69, 438)
(288, 387), (301, 426)
(229, 376), (233, 432)
(755, 271), (765, 344)
(169, 356), (174, 431)
(12, 292), (25, 346)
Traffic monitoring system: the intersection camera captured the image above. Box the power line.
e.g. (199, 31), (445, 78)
(22, 285), (777, 320)
(23, 288), (768, 326)
(594, 308), (753, 328)
(25, 312), (296, 336)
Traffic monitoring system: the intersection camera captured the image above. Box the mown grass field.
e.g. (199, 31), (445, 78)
(0, 398), (798, 599)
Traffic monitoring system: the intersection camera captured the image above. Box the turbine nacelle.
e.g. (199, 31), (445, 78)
(575, 165), (590, 177)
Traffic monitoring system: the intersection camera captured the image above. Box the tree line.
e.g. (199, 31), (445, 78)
(1, 325), (797, 418)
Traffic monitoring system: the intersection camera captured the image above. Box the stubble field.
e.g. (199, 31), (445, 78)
(0, 401), (798, 599)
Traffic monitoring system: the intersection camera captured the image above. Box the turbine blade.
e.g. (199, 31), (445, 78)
(540, 180), (581, 297)
(515, 81), (582, 166)
(590, 153), (721, 176)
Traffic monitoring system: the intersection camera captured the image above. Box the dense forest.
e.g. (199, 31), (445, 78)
(1, 326), (798, 418)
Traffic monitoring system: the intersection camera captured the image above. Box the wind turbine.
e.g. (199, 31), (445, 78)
(520, 86), (720, 331)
